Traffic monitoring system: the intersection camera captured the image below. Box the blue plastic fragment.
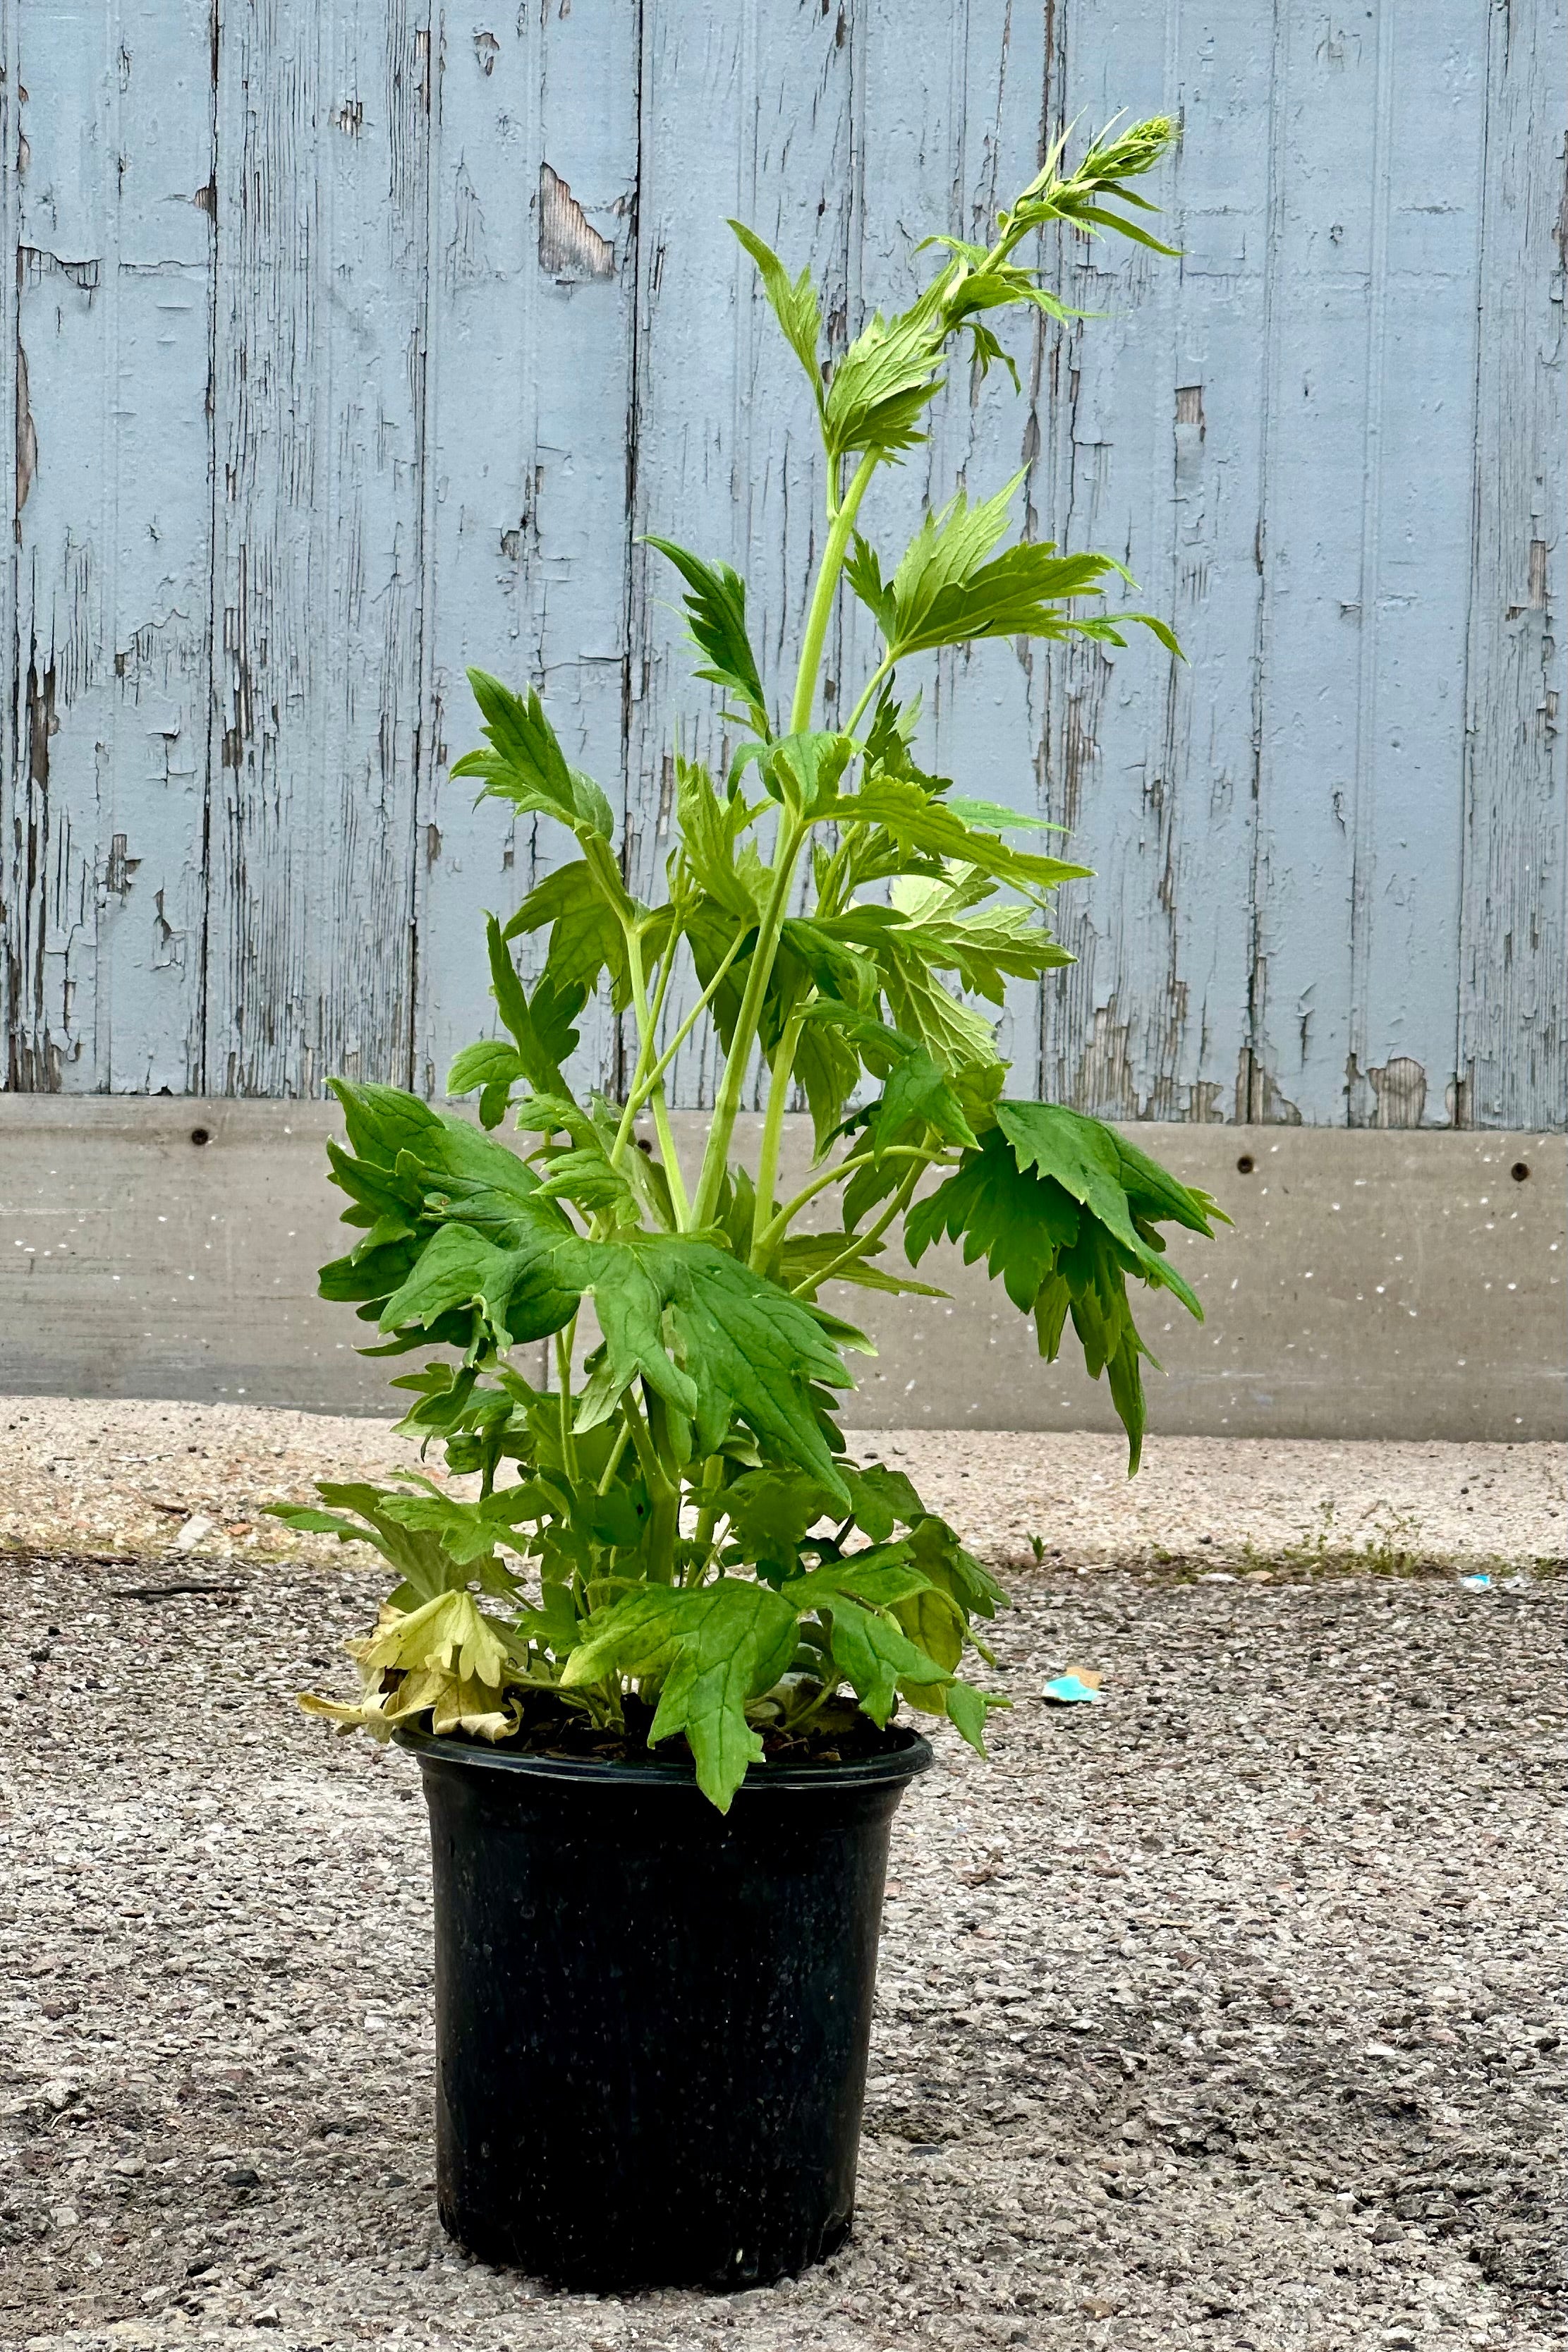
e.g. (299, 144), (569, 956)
(1458, 1574), (1492, 1592)
(1042, 1673), (1101, 1705)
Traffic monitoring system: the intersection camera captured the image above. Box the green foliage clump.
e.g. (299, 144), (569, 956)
(276, 119), (1226, 1809)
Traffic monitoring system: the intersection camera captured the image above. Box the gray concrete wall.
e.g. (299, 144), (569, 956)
(3, 1101), (1561, 1441)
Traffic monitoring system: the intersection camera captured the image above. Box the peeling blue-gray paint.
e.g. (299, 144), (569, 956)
(0, 0), (1562, 1128)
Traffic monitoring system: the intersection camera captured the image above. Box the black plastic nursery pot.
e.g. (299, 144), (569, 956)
(396, 1725), (932, 2291)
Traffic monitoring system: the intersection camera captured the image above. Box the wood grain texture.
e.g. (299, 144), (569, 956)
(1457, 0), (1567, 1129)
(202, 0), (430, 1096)
(0, 0), (1561, 1129)
(1037, 0), (1266, 1125)
(415, 0), (639, 1102)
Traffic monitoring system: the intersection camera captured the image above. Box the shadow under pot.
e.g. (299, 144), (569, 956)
(397, 1725), (932, 2292)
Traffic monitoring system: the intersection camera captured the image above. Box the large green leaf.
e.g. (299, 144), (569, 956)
(822, 306), (945, 461)
(906, 1104), (1222, 1468)
(563, 1577), (799, 1810)
(559, 1236), (861, 1500)
(995, 1101), (1217, 1312)
(378, 1220), (580, 1352)
(646, 1579), (801, 1809)
(822, 1596), (949, 1726)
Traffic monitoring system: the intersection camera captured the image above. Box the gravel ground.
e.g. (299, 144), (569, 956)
(0, 1396), (1561, 1572)
(1, 1432), (1562, 2351)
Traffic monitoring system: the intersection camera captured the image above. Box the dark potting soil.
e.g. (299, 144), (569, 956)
(435, 1687), (906, 1771)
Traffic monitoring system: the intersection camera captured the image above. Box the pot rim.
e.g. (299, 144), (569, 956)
(393, 1721), (933, 1793)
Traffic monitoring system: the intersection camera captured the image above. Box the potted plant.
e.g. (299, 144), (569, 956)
(273, 116), (1222, 2293)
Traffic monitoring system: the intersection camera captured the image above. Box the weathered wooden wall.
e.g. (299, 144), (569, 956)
(1, 0), (1564, 1126)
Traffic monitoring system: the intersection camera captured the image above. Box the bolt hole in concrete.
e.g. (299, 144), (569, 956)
(1235, 1153), (1255, 1174)
(190, 1127), (210, 1147)
(1510, 1160), (1530, 1182)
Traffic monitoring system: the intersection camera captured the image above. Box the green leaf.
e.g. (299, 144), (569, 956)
(907, 1105), (1220, 1469)
(729, 221), (824, 406)
(824, 1597), (950, 1726)
(645, 1578), (801, 1809)
(944, 797), (1064, 835)
(823, 308), (946, 462)
(941, 1678), (997, 1754)
(995, 1101), (1213, 1313)
(499, 860), (629, 1002)
(377, 1474), (554, 1567)
(563, 1578), (799, 1810)
(722, 1467), (838, 1566)
(675, 759), (761, 921)
(887, 874), (1074, 1002)
(378, 1219), (578, 1352)
(880, 1043), (983, 1152)
(880, 954), (1002, 1081)
(560, 1235), (861, 1500)
(645, 538), (770, 730)
(766, 730), (856, 816)
(841, 1462), (928, 1542)
(446, 1039), (526, 1128)
(827, 774), (1091, 895)
(451, 669), (615, 840)
(871, 479), (1137, 662)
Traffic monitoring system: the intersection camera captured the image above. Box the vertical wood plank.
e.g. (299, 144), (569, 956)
(1248, 3), (1494, 1125)
(204, 0), (431, 1096)
(1038, 1), (1270, 1126)
(99, 0), (217, 1091)
(3, 0), (214, 1091)
(1347, 7), (1486, 1127)
(0, 4), (18, 1081)
(413, 0), (640, 1102)
(1457, 0), (1567, 1129)
(6, 0), (111, 1089)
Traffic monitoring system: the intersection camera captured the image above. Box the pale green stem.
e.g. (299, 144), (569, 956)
(595, 1418), (633, 1496)
(749, 1007), (807, 1263)
(610, 926), (748, 1165)
(689, 820), (805, 1230)
(789, 451), (881, 735)
(554, 1323), (579, 1481)
(841, 653), (895, 741)
(624, 926), (691, 1230)
(753, 1144), (941, 1263)
(788, 1151), (928, 1297)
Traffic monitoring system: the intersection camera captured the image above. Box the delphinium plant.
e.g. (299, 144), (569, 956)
(273, 119), (1224, 1810)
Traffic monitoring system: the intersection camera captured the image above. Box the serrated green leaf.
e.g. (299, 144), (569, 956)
(825, 1597), (950, 1726)
(646, 1578), (801, 1809)
(451, 670), (615, 840)
(558, 1236), (859, 1499)
(827, 774), (1091, 895)
(729, 220), (824, 408)
(675, 758), (761, 920)
(378, 1219), (578, 1353)
(645, 538), (770, 729)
